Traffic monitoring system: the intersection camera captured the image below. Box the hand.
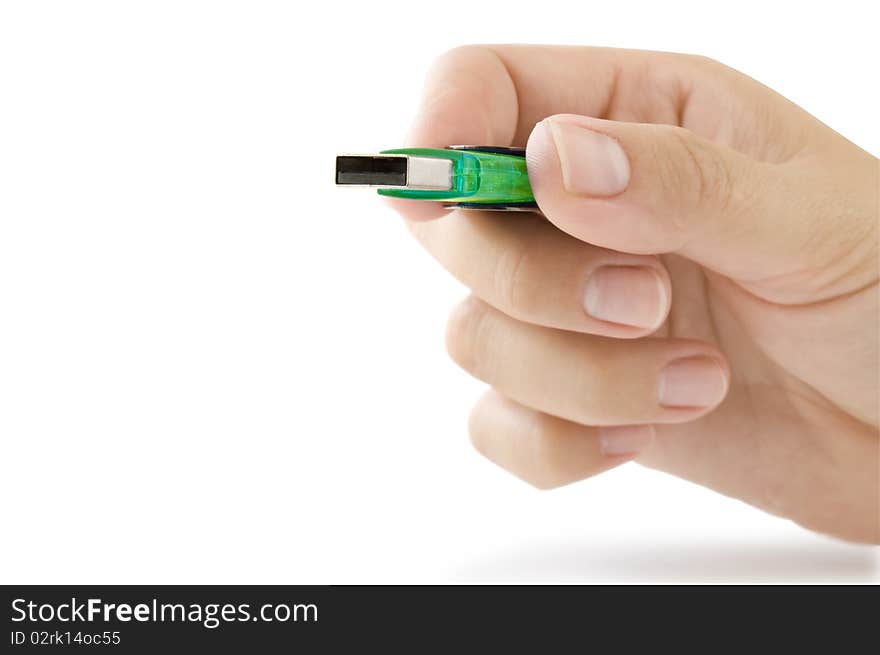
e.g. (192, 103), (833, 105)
(388, 46), (879, 543)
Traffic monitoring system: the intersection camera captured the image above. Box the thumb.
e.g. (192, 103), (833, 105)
(525, 114), (872, 303)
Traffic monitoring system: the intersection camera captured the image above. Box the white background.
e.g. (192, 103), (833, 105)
(1, 0), (877, 583)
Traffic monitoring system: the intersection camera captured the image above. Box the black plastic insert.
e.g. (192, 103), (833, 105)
(335, 156), (407, 186)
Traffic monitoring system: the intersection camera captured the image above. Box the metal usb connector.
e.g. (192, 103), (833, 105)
(335, 154), (453, 191)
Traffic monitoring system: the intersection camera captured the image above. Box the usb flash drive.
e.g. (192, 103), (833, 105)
(335, 146), (537, 211)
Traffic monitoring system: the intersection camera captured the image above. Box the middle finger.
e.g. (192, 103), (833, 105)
(408, 210), (671, 338)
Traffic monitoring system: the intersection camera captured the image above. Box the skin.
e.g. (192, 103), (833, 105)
(387, 46), (879, 543)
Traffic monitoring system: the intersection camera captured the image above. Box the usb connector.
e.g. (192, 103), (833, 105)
(335, 154), (453, 190)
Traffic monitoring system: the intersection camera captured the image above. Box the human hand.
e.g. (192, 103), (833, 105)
(388, 46), (879, 543)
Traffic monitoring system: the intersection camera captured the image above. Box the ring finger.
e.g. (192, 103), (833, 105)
(447, 296), (730, 426)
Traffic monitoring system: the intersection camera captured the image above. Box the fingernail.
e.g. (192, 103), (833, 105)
(583, 266), (666, 329)
(658, 357), (728, 408)
(599, 425), (655, 457)
(547, 119), (630, 196)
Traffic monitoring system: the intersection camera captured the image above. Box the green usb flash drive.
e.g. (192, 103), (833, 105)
(335, 146), (537, 210)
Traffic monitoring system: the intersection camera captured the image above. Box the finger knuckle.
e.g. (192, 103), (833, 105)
(492, 240), (536, 318)
(467, 397), (563, 490)
(429, 45), (492, 76)
(445, 297), (492, 377)
(683, 53), (724, 72)
(663, 125), (735, 223)
(524, 473), (562, 490)
(405, 217), (429, 241)
(466, 398), (493, 457)
(523, 428), (563, 490)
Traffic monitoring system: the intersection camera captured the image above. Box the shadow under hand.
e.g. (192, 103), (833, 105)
(453, 538), (878, 583)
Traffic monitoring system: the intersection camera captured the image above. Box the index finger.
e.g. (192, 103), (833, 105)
(391, 45), (690, 220)
(405, 45), (696, 147)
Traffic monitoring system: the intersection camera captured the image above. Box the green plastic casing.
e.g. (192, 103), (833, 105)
(376, 147), (534, 205)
